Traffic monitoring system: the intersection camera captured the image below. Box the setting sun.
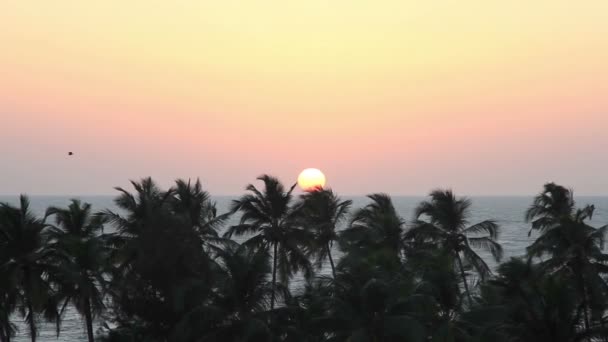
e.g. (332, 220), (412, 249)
(297, 168), (326, 192)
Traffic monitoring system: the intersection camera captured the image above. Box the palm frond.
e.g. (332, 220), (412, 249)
(415, 190), (471, 231)
(468, 237), (503, 262)
(223, 224), (260, 239)
(462, 220), (500, 240)
(404, 221), (446, 242)
(462, 248), (492, 280)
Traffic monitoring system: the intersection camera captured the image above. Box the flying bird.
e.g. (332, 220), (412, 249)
(68, 152), (73, 156)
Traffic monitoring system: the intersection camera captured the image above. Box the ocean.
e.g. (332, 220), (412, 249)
(1, 195), (607, 341)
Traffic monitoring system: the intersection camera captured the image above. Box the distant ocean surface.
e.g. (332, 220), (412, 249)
(1, 195), (607, 341)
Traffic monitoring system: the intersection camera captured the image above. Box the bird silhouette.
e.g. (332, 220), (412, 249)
(68, 152), (73, 156)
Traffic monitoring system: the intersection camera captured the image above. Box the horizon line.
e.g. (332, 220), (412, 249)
(2, 193), (608, 198)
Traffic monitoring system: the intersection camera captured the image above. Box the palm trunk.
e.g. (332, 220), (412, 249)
(0, 315), (10, 342)
(601, 317), (608, 342)
(24, 271), (36, 342)
(0, 328), (8, 342)
(270, 242), (278, 310)
(456, 253), (473, 308)
(577, 272), (590, 338)
(326, 244), (336, 279)
(84, 297), (95, 342)
(27, 299), (36, 342)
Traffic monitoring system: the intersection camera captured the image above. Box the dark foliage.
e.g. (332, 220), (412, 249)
(1, 180), (607, 342)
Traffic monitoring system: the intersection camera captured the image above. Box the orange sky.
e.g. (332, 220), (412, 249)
(1, 1), (607, 195)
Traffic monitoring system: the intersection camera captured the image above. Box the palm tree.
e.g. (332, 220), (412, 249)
(0, 196), (62, 342)
(473, 258), (605, 342)
(102, 177), (174, 237)
(45, 199), (109, 342)
(406, 249), (461, 329)
(102, 178), (222, 340)
(168, 243), (274, 342)
(224, 175), (313, 310)
(0, 236), (16, 342)
(340, 194), (404, 259)
(201, 244), (274, 341)
(526, 186), (608, 336)
(296, 189), (352, 279)
(101, 177), (174, 278)
(405, 190), (502, 307)
(215, 244), (273, 321)
(99, 178), (175, 337)
(0, 285), (16, 342)
(170, 178), (231, 254)
(525, 182), (580, 235)
(315, 270), (428, 341)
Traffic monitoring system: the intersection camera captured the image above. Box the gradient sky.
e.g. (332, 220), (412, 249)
(1, 1), (607, 195)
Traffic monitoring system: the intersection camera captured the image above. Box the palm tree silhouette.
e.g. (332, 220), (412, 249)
(199, 244), (274, 341)
(45, 199), (109, 342)
(102, 178), (217, 340)
(405, 190), (502, 307)
(0, 276), (16, 341)
(296, 189), (352, 279)
(340, 194), (404, 261)
(101, 177), (173, 273)
(224, 175), (313, 310)
(525, 182), (584, 235)
(0, 196), (62, 342)
(171, 178), (232, 255)
(315, 266), (428, 341)
(474, 257), (605, 342)
(407, 249), (462, 336)
(526, 183), (608, 336)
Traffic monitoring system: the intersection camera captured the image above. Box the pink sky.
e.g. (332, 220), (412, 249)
(1, 1), (607, 195)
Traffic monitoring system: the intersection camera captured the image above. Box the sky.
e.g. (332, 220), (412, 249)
(1, 1), (607, 196)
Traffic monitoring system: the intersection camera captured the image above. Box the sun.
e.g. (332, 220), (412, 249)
(297, 168), (326, 192)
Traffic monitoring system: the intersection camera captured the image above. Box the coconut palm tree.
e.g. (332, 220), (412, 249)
(199, 244), (274, 341)
(224, 175), (313, 310)
(45, 199), (109, 342)
(0, 196), (62, 342)
(102, 177), (174, 238)
(215, 244), (273, 321)
(406, 249), (461, 328)
(102, 178), (217, 340)
(0, 231), (16, 342)
(0, 285), (16, 342)
(271, 280), (331, 342)
(166, 243), (274, 342)
(526, 188), (608, 336)
(525, 182), (582, 235)
(473, 257), (608, 342)
(170, 178), (231, 254)
(340, 194), (404, 259)
(295, 189), (352, 279)
(100, 177), (175, 283)
(405, 190), (502, 307)
(315, 270), (428, 341)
